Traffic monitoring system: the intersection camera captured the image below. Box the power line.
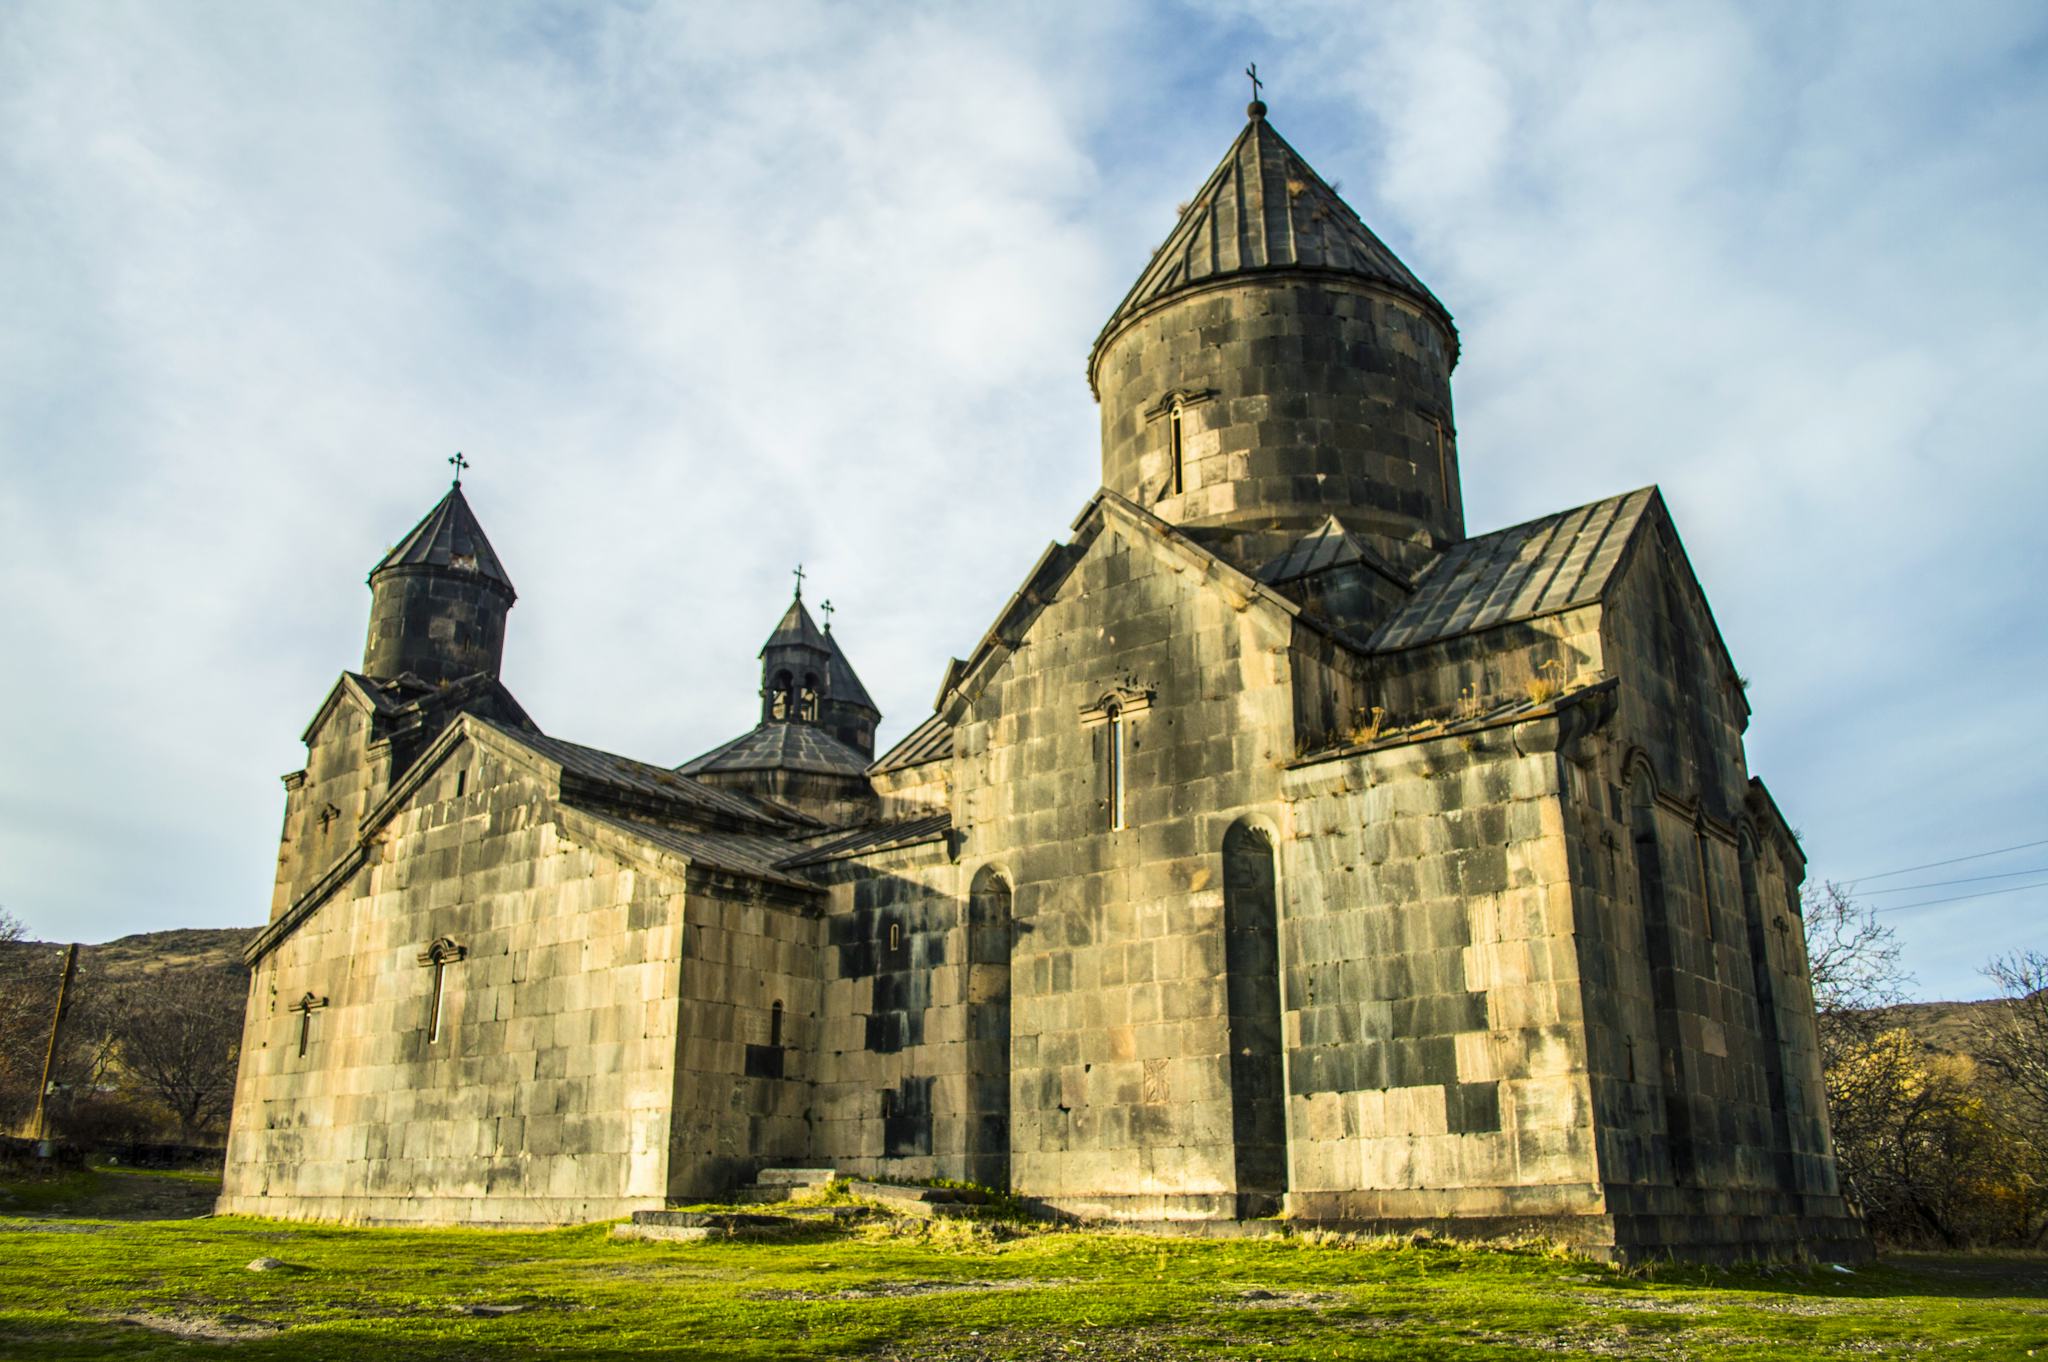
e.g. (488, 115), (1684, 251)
(1870, 879), (2048, 915)
(1860, 865), (2048, 896)
(1841, 837), (2048, 887)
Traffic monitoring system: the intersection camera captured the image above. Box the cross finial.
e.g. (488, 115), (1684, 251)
(449, 451), (470, 487)
(821, 599), (835, 631)
(792, 564), (805, 599)
(1245, 62), (1265, 113)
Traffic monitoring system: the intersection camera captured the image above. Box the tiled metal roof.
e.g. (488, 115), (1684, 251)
(676, 722), (872, 778)
(1093, 109), (1451, 377)
(370, 485), (514, 597)
(870, 712), (953, 774)
(569, 807), (815, 890)
(473, 718), (791, 827)
(777, 812), (952, 869)
(1369, 488), (1654, 652)
(826, 631), (877, 713)
(1256, 515), (1412, 588)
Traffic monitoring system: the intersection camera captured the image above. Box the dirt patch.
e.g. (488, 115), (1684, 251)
(865, 1326), (1195, 1362)
(1212, 1287), (1340, 1309)
(110, 1310), (282, 1341)
(748, 1277), (1045, 1301)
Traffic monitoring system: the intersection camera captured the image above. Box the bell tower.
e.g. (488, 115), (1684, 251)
(1089, 99), (1463, 572)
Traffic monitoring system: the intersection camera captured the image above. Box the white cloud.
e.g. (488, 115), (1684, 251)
(2, 1), (2041, 998)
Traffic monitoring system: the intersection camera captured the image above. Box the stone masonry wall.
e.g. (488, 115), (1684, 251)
(667, 866), (819, 1198)
(220, 740), (686, 1224)
(1280, 721), (1605, 1227)
(809, 840), (969, 1182)
(949, 517), (1298, 1218)
(272, 700), (391, 919)
(1560, 531), (1851, 1248)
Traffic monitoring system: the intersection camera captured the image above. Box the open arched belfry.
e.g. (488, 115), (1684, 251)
(220, 98), (1866, 1262)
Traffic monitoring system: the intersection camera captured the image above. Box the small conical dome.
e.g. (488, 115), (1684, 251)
(758, 597), (829, 656)
(361, 484), (516, 684)
(370, 485), (516, 600)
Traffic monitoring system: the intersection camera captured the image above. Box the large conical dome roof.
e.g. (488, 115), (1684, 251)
(1090, 106), (1453, 390)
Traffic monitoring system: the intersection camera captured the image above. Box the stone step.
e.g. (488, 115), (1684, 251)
(842, 1180), (987, 1216)
(754, 1167), (838, 1187)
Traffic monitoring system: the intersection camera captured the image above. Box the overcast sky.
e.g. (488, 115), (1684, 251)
(2, 2), (2042, 999)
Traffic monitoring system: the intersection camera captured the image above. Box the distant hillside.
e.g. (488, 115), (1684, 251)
(3, 927), (259, 986)
(1874, 999), (2005, 1062)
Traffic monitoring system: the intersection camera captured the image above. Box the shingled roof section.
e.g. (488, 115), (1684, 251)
(370, 484), (515, 597)
(825, 630), (877, 713)
(677, 722), (872, 779)
(1369, 488), (1655, 652)
(760, 597), (830, 655)
(777, 812), (953, 869)
(473, 719), (792, 829)
(1092, 106), (1452, 384)
(1256, 515), (1413, 589)
(870, 712), (953, 774)
(570, 808), (816, 891)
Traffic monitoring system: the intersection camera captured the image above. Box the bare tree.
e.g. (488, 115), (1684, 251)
(109, 966), (247, 1142)
(1803, 882), (1910, 1066)
(1979, 952), (2048, 1114)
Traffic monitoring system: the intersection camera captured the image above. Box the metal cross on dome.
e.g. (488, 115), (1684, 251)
(821, 599), (835, 630)
(449, 451), (470, 487)
(792, 563), (805, 599)
(1246, 63), (1263, 102)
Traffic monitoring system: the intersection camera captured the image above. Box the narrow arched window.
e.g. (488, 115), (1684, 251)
(1168, 399), (1186, 496)
(770, 670), (794, 721)
(800, 674), (821, 722)
(1105, 700), (1126, 831)
(1694, 823), (1716, 942)
(770, 1000), (784, 1048)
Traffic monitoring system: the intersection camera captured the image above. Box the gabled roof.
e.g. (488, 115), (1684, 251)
(776, 812), (952, 869)
(676, 722), (872, 779)
(935, 489), (1315, 720)
(474, 718), (794, 829)
(760, 597), (830, 656)
(1369, 488), (1656, 652)
(568, 808), (815, 891)
(250, 713), (808, 965)
(1256, 515), (1414, 591)
(1092, 107), (1452, 387)
(298, 670), (534, 746)
(371, 484), (514, 598)
(825, 630), (877, 713)
(870, 711), (953, 775)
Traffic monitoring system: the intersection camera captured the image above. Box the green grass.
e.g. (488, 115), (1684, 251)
(0, 1173), (2042, 1360)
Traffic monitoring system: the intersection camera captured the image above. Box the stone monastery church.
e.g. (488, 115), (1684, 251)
(222, 97), (1865, 1261)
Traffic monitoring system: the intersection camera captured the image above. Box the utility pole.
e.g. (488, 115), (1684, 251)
(27, 944), (78, 1145)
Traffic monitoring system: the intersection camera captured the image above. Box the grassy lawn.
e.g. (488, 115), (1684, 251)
(0, 1168), (2042, 1360)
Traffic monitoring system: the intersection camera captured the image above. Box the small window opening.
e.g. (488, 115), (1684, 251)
(428, 958), (449, 1043)
(291, 992), (326, 1058)
(1106, 701), (1126, 831)
(888, 921), (902, 953)
(1695, 828), (1716, 942)
(800, 675), (821, 722)
(1168, 400), (1186, 496)
(770, 1000), (784, 1047)
(770, 670), (794, 721)
(455, 768), (467, 798)
(1432, 416), (1453, 505)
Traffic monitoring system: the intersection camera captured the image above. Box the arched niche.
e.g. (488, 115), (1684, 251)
(1222, 820), (1288, 1213)
(964, 866), (1014, 1190)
